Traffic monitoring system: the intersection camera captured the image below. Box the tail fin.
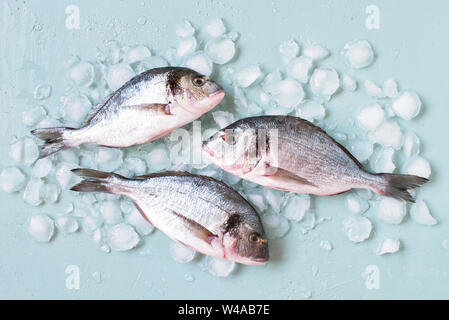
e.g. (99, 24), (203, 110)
(31, 127), (75, 159)
(70, 169), (125, 194)
(375, 173), (429, 203)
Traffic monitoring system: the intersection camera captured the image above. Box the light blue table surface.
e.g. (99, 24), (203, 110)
(1, 0), (449, 299)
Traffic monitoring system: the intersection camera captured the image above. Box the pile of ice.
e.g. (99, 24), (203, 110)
(0, 16), (435, 278)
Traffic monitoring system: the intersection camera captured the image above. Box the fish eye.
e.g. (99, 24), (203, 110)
(249, 233), (260, 243)
(193, 76), (206, 87)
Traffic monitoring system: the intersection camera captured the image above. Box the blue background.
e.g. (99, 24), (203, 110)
(1, 0), (449, 299)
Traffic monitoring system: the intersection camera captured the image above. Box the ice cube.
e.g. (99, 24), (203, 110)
(69, 62), (95, 87)
(288, 57), (313, 83)
(56, 216), (79, 234)
(410, 200), (437, 225)
(205, 37), (235, 64)
(185, 51), (213, 76)
(262, 213), (290, 239)
(233, 64), (263, 88)
(342, 74), (357, 91)
(303, 44), (329, 60)
(261, 70), (282, 93)
(345, 194), (369, 214)
(135, 56), (169, 74)
(107, 223), (140, 251)
(34, 84), (52, 100)
(55, 162), (77, 189)
(273, 78), (305, 108)
(184, 274), (195, 282)
(364, 80), (385, 98)
(342, 39), (375, 69)
(22, 105), (47, 127)
(96, 148), (123, 172)
(176, 20), (195, 38)
(333, 132), (347, 143)
(170, 241), (196, 263)
(124, 157), (147, 176)
(283, 194), (310, 222)
(177, 37), (197, 57)
(296, 100), (325, 122)
(212, 111), (235, 128)
(106, 63), (136, 91)
(259, 92), (270, 106)
(60, 94), (92, 124)
(357, 103), (385, 131)
(279, 39), (300, 63)
(403, 132), (420, 157)
(100, 244), (111, 253)
(104, 40), (122, 64)
(370, 147), (396, 173)
(0, 167), (26, 193)
(57, 149), (79, 165)
(32, 158), (52, 179)
(310, 67), (339, 100)
(245, 190), (268, 212)
(23, 178), (44, 206)
(92, 228), (102, 243)
(101, 201), (123, 225)
(349, 139), (373, 163)
(342, 216), (372, 242)
(24, 137), (40, 165)
(146, 146), (169, 172)
(120, 199), (134, 214)
(125, 45), (151, 64)
(391, 91), (422, 120)
(442, 240), (449, 251)
(377, 238), (400, 255)
(320, 240), (333, 251)
(263, 188), (285, 213)
(137, 16), (147, 25)
(28, 214), (54, 242)
(205, 256), (235, 277)
(41, 182), (61, 204)
(403, 156), (431, 178)
(204, 18), (226, 37)
(383, 79), (399, 98)
(82, 215), (102, 234)
(371, 121), (402, 150)
(378, 197), (406, 224)
(126, 208), (154, 236)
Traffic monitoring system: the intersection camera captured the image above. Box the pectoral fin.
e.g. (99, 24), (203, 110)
(263, 166), (317, 187)
(171, 210), (218, 245)
(127, 103), (171, 115)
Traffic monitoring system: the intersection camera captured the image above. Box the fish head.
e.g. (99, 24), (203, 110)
(202, 126), (260, 176)
(171, 68), (224, 114)
(222, 214), (269, 266)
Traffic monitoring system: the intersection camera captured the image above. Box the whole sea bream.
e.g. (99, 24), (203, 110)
(32, 67), (224, 158)
(70, 169), (268, 265)
(203, 115), (428, 202)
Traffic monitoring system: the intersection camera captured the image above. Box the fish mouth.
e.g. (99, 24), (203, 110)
(202, 143), (216, 158)
(244, 257), (268, 266)
(208, 89), (225, 104)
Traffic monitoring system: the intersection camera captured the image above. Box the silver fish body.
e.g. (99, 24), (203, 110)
(203, 115), (428, 202)
(70, 169), (268, 265)
(32, 67), (224, 158)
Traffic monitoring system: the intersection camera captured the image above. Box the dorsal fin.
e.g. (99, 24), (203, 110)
(82, 91), (117, 126)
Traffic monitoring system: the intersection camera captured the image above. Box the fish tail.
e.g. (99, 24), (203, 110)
(373, 173), (429, 203)
(70, 169), (127, 195)
(31, 127), (76, 158)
